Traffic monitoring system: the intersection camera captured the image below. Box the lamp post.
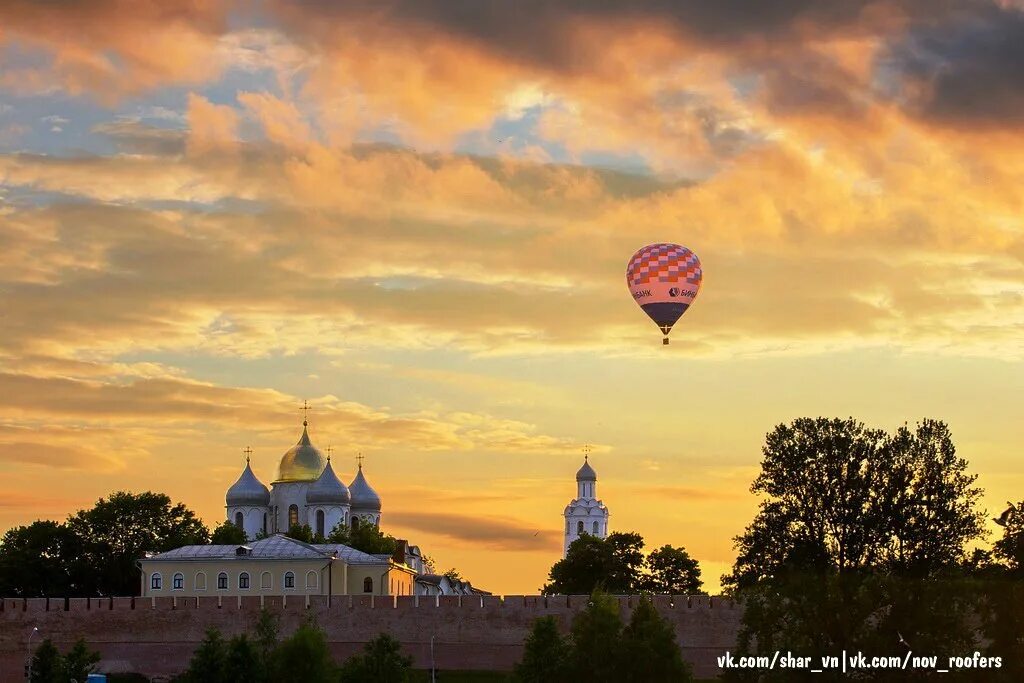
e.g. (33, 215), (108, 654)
(25, 626), (39, 681)
(430, 634), (436, 683)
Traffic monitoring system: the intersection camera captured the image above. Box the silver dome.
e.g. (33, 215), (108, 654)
(576, 457), (597, 482)
(307, 460), (351, 505)
(226, 461), (270, 507)
(276, 421), (327, 482)
(349, 465), (381, 511)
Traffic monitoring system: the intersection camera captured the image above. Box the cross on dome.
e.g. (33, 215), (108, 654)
(300, 399), (312, 426)
(243, 446), (253, 464)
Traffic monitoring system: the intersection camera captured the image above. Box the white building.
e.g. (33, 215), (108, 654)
(225, 419), (382, 540)
(563, 456), (610, 556)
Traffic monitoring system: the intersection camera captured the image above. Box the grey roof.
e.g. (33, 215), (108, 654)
(576, 457), (597, 481)
(226, 461), (271, 507)
(349, 465), (381, 511)
(145, 535), (387, 566)
(307, 460), (351, 505)
(276, 422), (327, 482)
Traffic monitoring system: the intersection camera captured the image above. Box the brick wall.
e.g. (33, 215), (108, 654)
(0, 594), (742, 680)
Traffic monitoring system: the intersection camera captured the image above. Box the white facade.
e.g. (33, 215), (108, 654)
(563, 456), (610, 556)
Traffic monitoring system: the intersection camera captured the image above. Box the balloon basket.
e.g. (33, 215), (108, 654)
(663, 337), (669, 345)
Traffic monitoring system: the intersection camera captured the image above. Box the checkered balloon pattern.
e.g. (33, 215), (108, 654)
(626, 243), (702, 287)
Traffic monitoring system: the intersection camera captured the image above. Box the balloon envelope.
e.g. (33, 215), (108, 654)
(625, 243), (702, 338)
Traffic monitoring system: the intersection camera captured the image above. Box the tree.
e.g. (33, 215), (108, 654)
(327, 521), (398, 555)
(514, 616), (569, 683)
(224, 634), (264, 683)
(992, 500), (1024, 573)
(66, 491), (209, 596)
(544, 532), (645, 595)
(643, 545), (703, 595)
(442, 568), (463, 582)
(339, 633), (412, 683)
(269, 621), (338, 682)
(0, 521), (80, 597)
(211, 520), (248, 545)
(723, 418), (985, 590)
(567, 591), (623, 682)
(181, 628), (227, 683)
(619, 595), (691, 683)
(253, 607), (280, 669)
(29, 639), (64, 683)
(284, 524), (314, 544)
(63, 638), (101, 682)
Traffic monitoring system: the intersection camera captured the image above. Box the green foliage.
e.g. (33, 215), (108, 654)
(544, 532), (645, 595)
(253, 607), (280, 667)
(63, 637), (101, 681)
(339, 633), (412, 682)
(29, 639), (64, 683)
(992, 501), (1024, 573)
(284, 523), (315, 544)
(211, 519), (248, 545)
(567, 591), (623, 682)
(182, 628), (227, 683)
(327, 521), (399, 555)
(0, 520), (80, 597)
(643, 545), (703, 595)
(619, 596), (691, 683)
(513, 616), (569, 683)
(225, 634), (265, 683)
(443, 567), (463, 582)
(269, 621), (339, 682)
(723, 418), (985, 590)
(67, 490), (210, 596)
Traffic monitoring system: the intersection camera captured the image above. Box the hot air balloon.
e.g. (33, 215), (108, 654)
(626, 243), (702, 345)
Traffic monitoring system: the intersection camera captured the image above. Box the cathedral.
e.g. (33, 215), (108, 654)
(225, 418), (382, 540)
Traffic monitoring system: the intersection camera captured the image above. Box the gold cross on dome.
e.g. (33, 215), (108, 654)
(326, 445), (333, 462)
(582, 444), (591, 461)
(300, 399), (311, 424)
(243, 446), (253, 463)
(356, 452), (364, 469)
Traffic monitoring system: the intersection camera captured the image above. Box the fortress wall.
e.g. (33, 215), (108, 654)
(0, 595), (742, 680)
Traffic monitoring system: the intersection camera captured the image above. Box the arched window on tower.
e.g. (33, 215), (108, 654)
(288, 504), (298, 529)
(235, 511), (244, 529)
(577, 521), (584, 535)
(316, 510), (325, 539)
(593, 521), (599, 534)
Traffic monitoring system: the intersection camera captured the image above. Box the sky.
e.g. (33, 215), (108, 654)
(0, 0), (1022, 595)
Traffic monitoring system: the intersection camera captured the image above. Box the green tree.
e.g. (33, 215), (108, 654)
(619, 595), (691, 683)
(442, 567), (462, 582)
(269, 621), (338, 682)
(67, 491), (209, 596)
(253, 607), (280, 669)
(0, 520), (80, 597)
(567, 591), (623, 682)
(544, 532), (645, 595)
(63, 638), (101, 682)
(181, 628), (227, 683)
(224, 634), (264, 683)
(211, 520), (248, 545)
(643, 545), (703, 595)
(992, 501), (1023, 573)
(339, 633), (412, 682)
(284, 524), (314, 544)
(514, 616), (569, 683)
(29, 639), (64, 683)
(327, 521), (398, 555)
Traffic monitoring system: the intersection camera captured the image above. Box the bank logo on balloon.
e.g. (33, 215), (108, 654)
(625, 243), (702, 345)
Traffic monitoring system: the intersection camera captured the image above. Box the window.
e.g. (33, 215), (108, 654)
(306, 571), (318, 589)
(288, 504), (299, 529)
(235, 511), (244, 529)
(218, 572), (228, 590)
(263, 513), (267, 534)
(593, 521), (599, 534)
(577, 521), (584, 535)
(566, 519), (569, 534)
(351, 516), (360, 530)
(239, 572), (250, 589)
(284, 572), (295, 589)
(261, 572), (272, 589)
(316, 509), (325, 538)
(363, 577), (373, 593)
(195, 572), (207, 590)
(150, 573), (162, 590)
(173, 573), (184, 590)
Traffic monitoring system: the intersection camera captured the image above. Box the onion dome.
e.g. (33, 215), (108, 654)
(349, 464), (381, 511)
(226, 460), (270, 507)
(276, 421), (327, 482)
(576, 456), (597, 482)
(307, 459), (351, 505)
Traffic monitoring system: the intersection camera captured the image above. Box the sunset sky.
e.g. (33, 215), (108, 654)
(1, 1), (1022, 595)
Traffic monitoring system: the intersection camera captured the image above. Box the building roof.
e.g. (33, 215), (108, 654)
(276, 421), (327, 482)
(307, 459), (351, 505)
(144, 534), (387, 566)
(349, 465), (381, 511)
(576, 456), (597, 482)
(226, 461), (271, 507)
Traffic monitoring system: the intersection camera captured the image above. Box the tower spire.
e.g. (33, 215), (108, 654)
(326, 445), (333, 463)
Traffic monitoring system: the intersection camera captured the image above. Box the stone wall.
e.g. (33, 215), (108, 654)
(0, 594), (742, 680)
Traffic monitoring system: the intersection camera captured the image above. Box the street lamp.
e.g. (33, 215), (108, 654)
(25, 627), (39, 681)
(430, 634), (436, 683)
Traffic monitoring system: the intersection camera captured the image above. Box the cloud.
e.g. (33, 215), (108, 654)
(387, 510), (559, 551)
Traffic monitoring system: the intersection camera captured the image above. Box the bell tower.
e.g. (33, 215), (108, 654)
(562, 447), (610, 556)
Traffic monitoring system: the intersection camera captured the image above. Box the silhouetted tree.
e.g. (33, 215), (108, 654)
(181, 628), (227, 683)
(224, 634), (264, 683)
(567, 591), (623, 682)
(619, 595), (692, 683)
(0, 521), (80, 597)
(284, 523), (314, 543)
(544, 532), (645, 595)
(339, 633), (412, 682)
(327, 521), (398, 555)
(211, 519), (248, 545)
(643, 545), (703, 595)
(63, 638), (101, 682)
(992, 500), (1024, 573)
(269, 621), (338, 682)
(514, 616), (570, 682)
(29, 639), (64, 683)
